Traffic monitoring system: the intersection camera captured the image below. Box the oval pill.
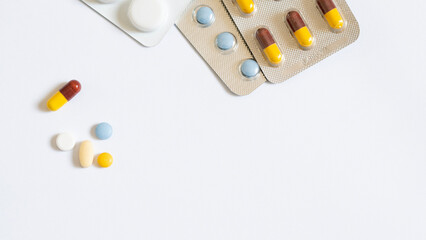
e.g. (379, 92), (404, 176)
(255, 28), (283, 66)
(97, 153), (113, 168)
(286, 11), (314, 49)
(95, 122), (113, 140)
(195, 6), (215, 26)
(56, 133), (75, 151)
(240, 59), (260, 78)
(215, 32), (236, 51)
(47, 80), (81, 111)
(316, 0), (345, 31)
(79, 140), (94, 168)
(128, 0), (168, 32)
(235, 0), (256, 16)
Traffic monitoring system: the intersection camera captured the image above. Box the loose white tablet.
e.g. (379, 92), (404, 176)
(56, 133), (75, 151)
(128, 0), (168, 32)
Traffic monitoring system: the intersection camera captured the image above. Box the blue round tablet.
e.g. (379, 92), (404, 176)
(215, 32), (236, 51)
(195, 6), (214, 26)
(95, 122), (113, 140)
(241, 59), (260, 78)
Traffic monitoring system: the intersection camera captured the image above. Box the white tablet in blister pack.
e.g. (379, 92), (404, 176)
(81, 0), (192, 47)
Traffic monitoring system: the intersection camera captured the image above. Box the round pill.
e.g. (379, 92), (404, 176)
(56, 133), (75, 151)
(128, 0), (168, 32)
(240, 59), (260, 78)
(215, 32), (236, 51)
(97, 153), (113, 168)
(195, 6), (215, 26)
(95, 122), (113, 140)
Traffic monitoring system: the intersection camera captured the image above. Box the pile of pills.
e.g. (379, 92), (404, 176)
(47, 80), (115, 168)
(56, 122), (114, 168)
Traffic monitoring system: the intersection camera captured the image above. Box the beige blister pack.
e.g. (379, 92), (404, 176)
(222, 0), (360, 83)
(177, 0), (266, 95)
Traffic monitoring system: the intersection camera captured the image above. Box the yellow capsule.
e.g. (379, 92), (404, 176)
(324, 8), (345, 30)
(317, 0), (345, 32)
(294, 27), (314, 48)
(286, 11), (314, 50)
(235, 0), (255, 16)
(47, 92), (68, 111)
(97, 152), (113, 168)
(263, 44), (283, 66)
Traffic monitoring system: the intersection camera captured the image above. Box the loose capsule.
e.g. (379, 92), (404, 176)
(235, 0), (256, 16)
(255, 28), (283, 66)
(316, 0), (345, 31)
(286, 11), (314, 49)
(47, 80), (81, 111)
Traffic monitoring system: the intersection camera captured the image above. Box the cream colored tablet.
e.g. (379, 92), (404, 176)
(56, 133), (75, 151)
(79, 140), (94, 168)
(128, 0), (168, 32)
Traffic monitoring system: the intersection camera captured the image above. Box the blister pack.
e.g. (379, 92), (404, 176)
(81, 0), (192, 47)
(222, 0), (360, 83)
(176, 0), (266, 96)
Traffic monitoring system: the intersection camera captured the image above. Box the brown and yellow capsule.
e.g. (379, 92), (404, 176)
(255, 28), (283, 66)
(286, 11), (314, 49)
(47, 80), (81, 111)
(317, 0), (346, 32)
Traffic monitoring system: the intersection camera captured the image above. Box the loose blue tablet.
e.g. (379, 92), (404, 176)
(240, 59), (260, 78)
(195, 6), (215, 26)
(215, 32), (236, 51)
(95, 122), (113, 140)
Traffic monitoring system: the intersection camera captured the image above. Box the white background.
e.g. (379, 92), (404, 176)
(0, 0), (425, 239)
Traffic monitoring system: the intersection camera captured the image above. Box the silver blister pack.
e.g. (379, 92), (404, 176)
(222, 0), (360, 83)
(176, 0), (267, 96)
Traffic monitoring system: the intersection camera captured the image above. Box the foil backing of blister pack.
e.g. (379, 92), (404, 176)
(176, 0), (266, 95)
(222, 0), (360, 83)
(81, 0), (192, 47)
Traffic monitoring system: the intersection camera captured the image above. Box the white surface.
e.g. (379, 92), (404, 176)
(0, 0), (425, 239)
(56, 133), (76, 151)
